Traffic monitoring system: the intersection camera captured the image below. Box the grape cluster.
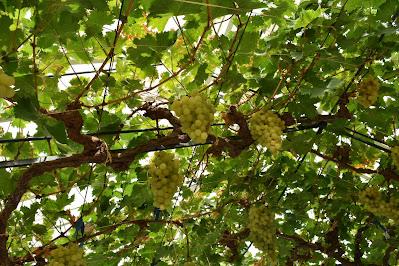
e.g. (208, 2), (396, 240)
(391, 146), (399, 169)
(248, 205), (276, 254)
(0, 70), (15, 98)
(358, 187), (399, 222)
(84, 223), (95, 235)
(249, 109), (285, 153)
(356, 77), (379, 107)
(183, 262), (196, 266)
(171, 94), (215, 143)
(149, 151), (183, 210)
(48, 243), (86, 266)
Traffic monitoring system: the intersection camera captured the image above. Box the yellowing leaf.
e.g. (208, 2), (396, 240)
(0, 70), (15, 87)
(0, 84), (15, 98)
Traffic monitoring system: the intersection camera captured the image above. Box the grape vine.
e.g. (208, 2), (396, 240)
(148, 151), (184, 210)
(171, 94), (215, 143)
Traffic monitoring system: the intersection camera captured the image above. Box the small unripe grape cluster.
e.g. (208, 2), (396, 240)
(171, 94), (215, 143)
(48, 243), (86, 266)
(359, 187), (399, 222)
(391, 146), (399, 169)
(356, 77), (379, 107)
(248, 205), (276, 253)
(0, 70), (15, 98)
(249, 109), (285, 153)
(149, 151), (183, 210)
(84, 223), (95, 235)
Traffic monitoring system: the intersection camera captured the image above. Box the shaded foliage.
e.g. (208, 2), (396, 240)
(0, 0), (398, 265)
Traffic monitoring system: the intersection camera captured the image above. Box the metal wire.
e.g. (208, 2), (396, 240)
(0, 123), (225, 144)
(1, 122), (370, 169)
(0, 140), (214, 169)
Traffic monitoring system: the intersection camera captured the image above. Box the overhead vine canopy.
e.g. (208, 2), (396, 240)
(0, 0), (399, 265)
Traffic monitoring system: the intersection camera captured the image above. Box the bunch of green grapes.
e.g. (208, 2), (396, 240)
(183, 262), (196, 266)
(48, 243), (86, 266)
(0, 70), (15, 98)
(391, 146), (399, 169)
(149, 151), (184, 210)
(248, 205), (276, 254)
(359, 187), (399, 222)
(356, 77), (379, 107)
(171, 94), (215, 143)
(249, 109), (285, 153)
(358, 187), (381, 213)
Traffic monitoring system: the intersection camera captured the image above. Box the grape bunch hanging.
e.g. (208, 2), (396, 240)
(358, 187), (399, 222)
(356, 77), (379, 107)
(148, 151), (184, 210)
(171, 94), (215, 143)
(48, 243), (86, 266)
(248, 205), (277, 257)
(249, 109), (285, 153)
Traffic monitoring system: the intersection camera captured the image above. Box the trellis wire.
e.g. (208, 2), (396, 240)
(0, 140), (213, 169)
(78, 0), (126, 236)
(0, 123), (225, 144)
(0, 122), (391, 169)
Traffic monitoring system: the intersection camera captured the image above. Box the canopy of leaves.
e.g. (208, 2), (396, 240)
(0, 0), (398, 265)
